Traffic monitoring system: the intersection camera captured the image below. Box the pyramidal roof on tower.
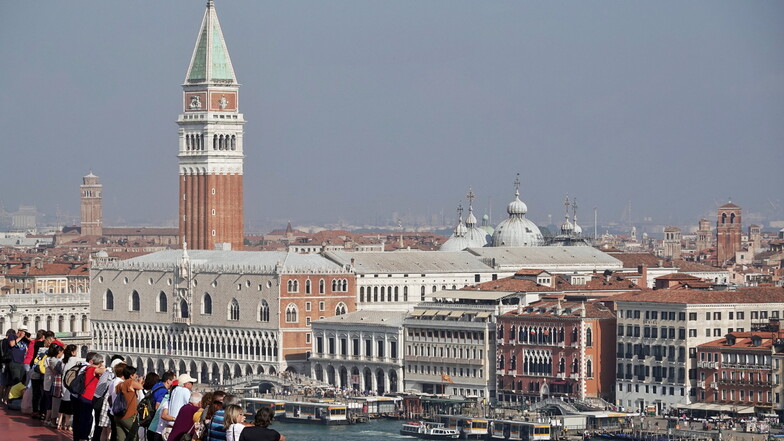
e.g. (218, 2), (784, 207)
(185, 0), (237, 85)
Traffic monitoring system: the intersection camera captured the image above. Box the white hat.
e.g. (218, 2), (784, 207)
(111, 358), (124, 368)
(178, 373), (197, 384)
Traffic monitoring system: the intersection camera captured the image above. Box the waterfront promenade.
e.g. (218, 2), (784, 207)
(0, 405), (71, 441)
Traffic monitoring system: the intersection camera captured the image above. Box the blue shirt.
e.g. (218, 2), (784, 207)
(207, 409), (227, 441)
(152, 382), (168, 405)
(9, 337), (28, 364)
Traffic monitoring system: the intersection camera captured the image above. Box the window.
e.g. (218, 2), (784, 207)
(335, 302), (347, 315)
(689, 313), (697, 321)
(737, 312), (744, 320)
(259, 300), (270, 322)
(179, 299), (189, 318)
(689, 329), (697, 337)
(202, 293), (213, 315)
(287, 280), (299, 293)
(130, 290), (140, 311)
(618, 325), (624, 336)
(586, 327), (593, 347)
(158, 291), (168, 313)
(104, 289), (114, 310)
(713, 328), (721, 336)
(679, 312), (686, 321)
(319, 279), (325, 294)
(713, 312), (721, 320)
(319, 301), (325, 311)
(305, 279), (311, 294)
(285, 304), (298, 323)
(305, 302), (312, 312)
(229, 298), (240, 320)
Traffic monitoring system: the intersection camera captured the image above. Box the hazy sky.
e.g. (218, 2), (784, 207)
(2, 1), (783, 232)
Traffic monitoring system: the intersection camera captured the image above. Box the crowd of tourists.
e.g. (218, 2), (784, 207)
(1, 328), (285, 441)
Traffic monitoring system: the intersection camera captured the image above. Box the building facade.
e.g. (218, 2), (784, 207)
(663, 226), (682, 260)
(178, 1), (245, 250)
(403, 303), (497, 398)
(310, 310), (406, 394)
(613, 287), (784, 415)
(90, 250), (355, 382)
(496, 300), (617, 404)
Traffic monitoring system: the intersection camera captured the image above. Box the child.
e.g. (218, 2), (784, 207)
(223, 404), (246, 441)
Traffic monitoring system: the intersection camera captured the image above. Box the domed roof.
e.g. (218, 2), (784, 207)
(573, 222), (583, 235)
(95, 250), (109, 258)
(441, 205), (471, 251)
(491, 176), (543, 247)
(507, 190), (528, 215)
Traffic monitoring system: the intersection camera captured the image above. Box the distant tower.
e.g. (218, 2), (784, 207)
(716, 202), (742, 264)
(748, 225), (761, 253)
(696, 218), (711, 252)
(663, 226), (681, 260)
(178, 0), (245, 250)
(80, 172), (102, 236)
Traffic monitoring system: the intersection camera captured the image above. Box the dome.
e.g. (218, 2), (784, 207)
(479, 214), (494, 236)
(95, 250), (109, 258)
(441, 208), (470, 251)
(492, 178), (543, 247)
(573, 222), (583, 235)
(507, 191), (528, 215)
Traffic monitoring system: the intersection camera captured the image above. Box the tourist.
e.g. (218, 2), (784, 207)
(114, 365), (143, 441)
(7, 381), (26, 410)
(59, 344), (81, 431)
(223, 404), (246, 441)
(200, 391), (225, 441)
(169, 392), (202, 441)
(105, 361), (128, 441)
(43, 341), (65, 427)
(0, 329), (16, 405)
(74, 352), (106, 441)
(238, 408), (285, 441)
(169, 374), (197, 419)
(94, 356), (125, 441)
(206, 394), (240, 441)
(7, 328), (30, 387)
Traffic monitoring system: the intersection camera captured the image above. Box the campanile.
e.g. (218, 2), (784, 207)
(178, 0), (245, 250)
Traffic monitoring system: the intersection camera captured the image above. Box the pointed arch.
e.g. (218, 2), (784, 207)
(202, 293), (212, 315)
(285, 303), (298, 323)
(259, 300), (270, 322)
(305, 279), (312, 294)
(129, 290), (140, 311)
(335, 302), (347, 316)
(180, 300), (190, 319)
(586, 327), (593, 347)
(158, 291), (168, 313)
(229, 298), (240, 321)
(319, 279), (325, 294)
(104, 289), (114, 310)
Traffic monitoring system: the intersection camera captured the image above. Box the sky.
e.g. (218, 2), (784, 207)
(1, 1), (783, 233)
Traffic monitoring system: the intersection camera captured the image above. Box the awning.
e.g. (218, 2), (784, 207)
(422, 310), (438, 317)
(448, 311), (464, 318)
(676, 403), (755, 414)
(436, 310), (451, 316)
(410, 309), (426, 316)
(475, 311), (491, 318)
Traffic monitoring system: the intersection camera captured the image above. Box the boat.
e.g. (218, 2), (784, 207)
(436, 415), (490, 439)
(489, 420), (551, 441)
(243, 398), (286, 418)
(280, 401), (350, 424)
(400, 421), (460, 439)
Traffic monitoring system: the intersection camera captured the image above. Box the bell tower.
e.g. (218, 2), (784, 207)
(716, 202), (741, 265)
(178, 0), (245, 250)
(80, 172), (102, 237)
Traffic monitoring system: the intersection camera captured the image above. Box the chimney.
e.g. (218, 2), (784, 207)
(637, 264), (647, 287)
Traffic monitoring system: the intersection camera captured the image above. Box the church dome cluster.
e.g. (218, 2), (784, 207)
(440, 176), (547, 251)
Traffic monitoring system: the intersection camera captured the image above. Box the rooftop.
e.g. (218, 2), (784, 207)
(612, 286), (784, 305)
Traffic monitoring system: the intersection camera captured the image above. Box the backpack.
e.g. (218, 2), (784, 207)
(33, 354), (48, 374)
(0, 339), (10, 363)
(137, 385), (165, 428)
(111, 390), (127, 416)
(64, 363), (86, 395)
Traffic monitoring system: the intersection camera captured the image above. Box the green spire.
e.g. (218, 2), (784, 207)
(186, 1), (237, 84)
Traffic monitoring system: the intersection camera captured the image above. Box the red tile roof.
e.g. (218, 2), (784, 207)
(612, 286), (784, 304)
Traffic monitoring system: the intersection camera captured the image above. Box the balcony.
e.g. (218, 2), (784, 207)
(711, 383), (718, 390)
(697, 381), (706, 389)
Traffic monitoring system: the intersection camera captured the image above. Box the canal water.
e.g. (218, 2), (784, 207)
(269, 418), (411, 440)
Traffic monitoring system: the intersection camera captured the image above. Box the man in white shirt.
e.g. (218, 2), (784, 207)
(168, 373), (196, 419)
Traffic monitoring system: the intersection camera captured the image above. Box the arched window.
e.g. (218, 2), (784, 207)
(158, 291), (168, 313)
(287, 280), (299, 293)
(305, 279), (311, 294)
(341, 279), (348, 292)
(202, 293), (212, 315)
(130, 290), (140, 311)
(259, 300), (270, 322)
(213, 134), (217, 150)
(572, 358), (579, 374)
(359, 287), (365, 303)
(586, 359), (593, 378)
(421, 286), (426, 301)
(572, 327), (578, 342)
(331, 280), (337, 292)
(403, 286), (408, 301)
(180, 300), (189, 319)
(285, 304), (298, 323)
(105, 290), (114, 310)
(319, 279), (325, 294)
(231, 135), (236, 150)
(335, 302), (347, 316)
(730, 213), (736, 224)
(559, 357), (566, 373)
(586, 327), (593, 347)
(229, 298), (240, 321)
(394, 286), (399, 302)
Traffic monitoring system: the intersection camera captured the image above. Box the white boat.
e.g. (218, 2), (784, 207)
(400, 421), (460, 439)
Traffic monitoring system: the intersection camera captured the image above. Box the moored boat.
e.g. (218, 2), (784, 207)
(400, 421), (460, 439)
